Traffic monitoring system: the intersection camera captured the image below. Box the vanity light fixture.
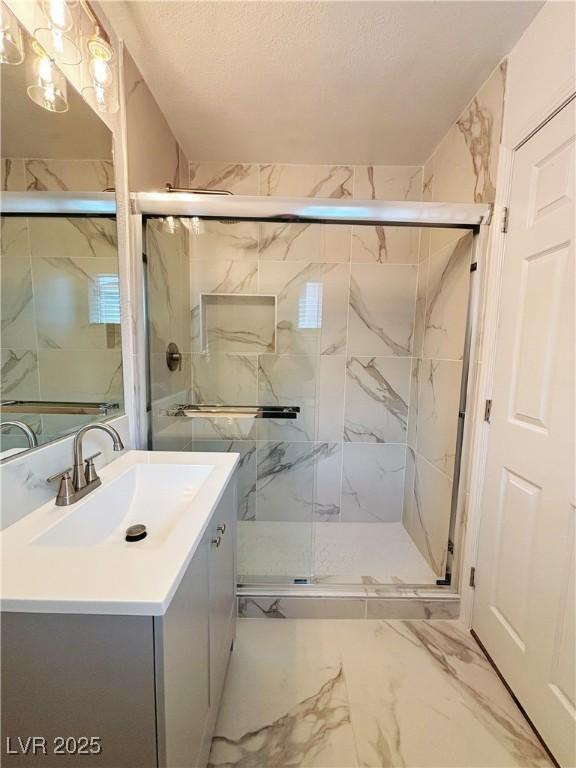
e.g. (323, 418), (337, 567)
(81, 28), (116, 112)
(26, 39), (68, 112)
(35, 0), (81, 65)
(0, 4), (24, 64)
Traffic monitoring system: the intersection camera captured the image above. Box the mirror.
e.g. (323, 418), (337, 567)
(0, 16), (123, 461)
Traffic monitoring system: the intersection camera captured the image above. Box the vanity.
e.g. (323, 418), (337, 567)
(1, 450), (239, 768)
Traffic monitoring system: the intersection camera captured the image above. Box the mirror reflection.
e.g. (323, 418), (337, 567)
(0, 15), (123, 461)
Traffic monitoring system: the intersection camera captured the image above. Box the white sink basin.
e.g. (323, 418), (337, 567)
(33, 463), (213, 549)
(0, 450), (239, 615)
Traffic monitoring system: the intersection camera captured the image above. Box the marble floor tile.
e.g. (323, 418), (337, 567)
(209, 620), (359, 768)
(337, 620), (551, 767)
(210, 619), (551, 768)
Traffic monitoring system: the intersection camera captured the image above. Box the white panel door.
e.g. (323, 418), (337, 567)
(473, 99), (575, 767)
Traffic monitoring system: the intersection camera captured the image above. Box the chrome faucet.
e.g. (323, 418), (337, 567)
(0, 420), (38, 448)
(48, 422), (124, 506)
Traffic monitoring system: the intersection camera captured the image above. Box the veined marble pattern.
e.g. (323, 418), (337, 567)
(256, 441), (323, 522)
(0, 257), (36, 349)
(210, 619), (551, 768)
(146, 221), (190, 354)
(190, 259), (261, 352)
(0, 349), (40, 399)
(352, 166), (422, 265)
(344, 357), (410, 443)
(316, 356), (346, 442)
(191, 439), (257, 521)
(32, 257), (121, 351)
(404, 450), (453, 577)
(341, 443), (406, 522)
(423, 232), (473, 361)
(314, 442), (342, 521)
(28, 217), (118, 260)
(260, 164), (353, 198)
(348, 264), (417, 356)
(24, 159), (114, 192)
(416, 358), (463, 478)
(189, 162), (259, 195)
(257, 355), (317, 441)
(258, 222), (351, 263)
(190, 221), (259, 261)
(1, 158), (25, 191)
(1, 218), (29, 258)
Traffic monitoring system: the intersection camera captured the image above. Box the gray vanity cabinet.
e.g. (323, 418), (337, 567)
(1, 474), (237, 768)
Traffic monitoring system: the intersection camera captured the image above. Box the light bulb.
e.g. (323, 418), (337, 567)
(35, 0), (80, 64)
(82, 31), (117, 113)
(26, 41), (68, 112)
(42, 0), (74, 31)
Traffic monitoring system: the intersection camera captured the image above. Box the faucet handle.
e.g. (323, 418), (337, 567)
(47, 469), (76, 507)
(84, 452), (102, 484)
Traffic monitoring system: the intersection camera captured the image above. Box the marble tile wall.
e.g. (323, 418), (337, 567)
(150, 162), (432, 582)
(402, 63), (507, 579)
(0, 158), (123, 453)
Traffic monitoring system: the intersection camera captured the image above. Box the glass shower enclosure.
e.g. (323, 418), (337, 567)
(140, 193), (488, 592)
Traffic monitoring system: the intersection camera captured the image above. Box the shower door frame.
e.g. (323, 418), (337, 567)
(131, 193), (491, 595)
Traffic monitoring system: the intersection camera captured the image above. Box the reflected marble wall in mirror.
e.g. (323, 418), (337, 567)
(0, 16), (123, 461)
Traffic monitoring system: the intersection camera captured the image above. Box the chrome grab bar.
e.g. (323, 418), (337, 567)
(165, 404), (300, 420)
(1, 400), (120, 416)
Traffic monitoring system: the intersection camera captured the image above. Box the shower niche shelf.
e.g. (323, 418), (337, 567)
(200, 293), (276, 354)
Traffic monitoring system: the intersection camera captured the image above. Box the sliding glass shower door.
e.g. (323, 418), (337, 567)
(145, 214), (474, 588)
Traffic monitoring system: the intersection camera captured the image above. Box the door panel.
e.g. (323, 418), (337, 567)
(473, 100), (575, 767)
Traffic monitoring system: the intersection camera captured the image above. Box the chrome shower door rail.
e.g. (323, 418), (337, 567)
(0, 191), (117, 216)
(133, 192), (492, 229)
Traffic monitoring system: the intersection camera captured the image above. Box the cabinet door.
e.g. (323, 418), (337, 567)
(155, 529), (210, 768)
(209, 477), (237, 708)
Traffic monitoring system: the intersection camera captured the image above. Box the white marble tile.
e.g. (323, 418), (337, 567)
(189, 162), (259, 195)
(258, 261), (348, 356)
(149, 351), (191, 404)
(316, 356), (346, 443)
(260, 164), (353, 198)
(257, 355), (318, 442)
(344, 357), (410, 443)
(0, 349), (40, 400)
(28, 217), (118, 260)
(146, 220), (190, 354)
(191, 439), (257, 521)
(190, 221), (259, 261)
(209, 620), (358, 768)
(37, 349), (123, 403)
(406, 359), (420, 450)
(190, 259), (260, 352)
(24, 159), (114, 192)
(1, 217), (29, 258)
(0, 257), (36, 349)
(259, 222), (350, 263)
(190, 353), (258, 441)
(1, 158), (25, 191)
(337, 619), (551, 767)
(412, 255), (429, 357)
(423, 232), (473, 361)
(416, 359), (462, 478)
(341, 443), (406, 523)
(256, 441), (319, 522)
(237, 597), (365, 619)
(365, 598), (460, 620)
(352, 166), (422, 265)
(314, 442), (342, 522)
(404, 453), (452, 577)
(32, 257), (121, 351)
(348, 264), (417, 357)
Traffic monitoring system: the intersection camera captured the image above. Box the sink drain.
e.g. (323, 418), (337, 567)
(126, 524), (147, 542)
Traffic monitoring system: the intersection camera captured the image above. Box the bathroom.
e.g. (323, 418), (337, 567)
(0, 0), (574, 765)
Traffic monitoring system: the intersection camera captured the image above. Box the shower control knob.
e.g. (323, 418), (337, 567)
(211, 536), (222, 548)
(216, 523), (226, 535)
(166, 342), (182, 372)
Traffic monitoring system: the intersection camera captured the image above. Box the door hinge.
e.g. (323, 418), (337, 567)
(501, 206), (509, 234)
(484, 399), (492, 422)
(469, 567), (476, 588)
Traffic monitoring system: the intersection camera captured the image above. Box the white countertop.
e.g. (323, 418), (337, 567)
(0, 450), (239, 616)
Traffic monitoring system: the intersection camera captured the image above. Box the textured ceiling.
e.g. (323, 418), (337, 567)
(103, 0), (542, 165)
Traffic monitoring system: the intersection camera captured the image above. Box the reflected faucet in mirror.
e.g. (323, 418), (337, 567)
(0, 421), (38, 448)
(48, 423), (124, 506)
